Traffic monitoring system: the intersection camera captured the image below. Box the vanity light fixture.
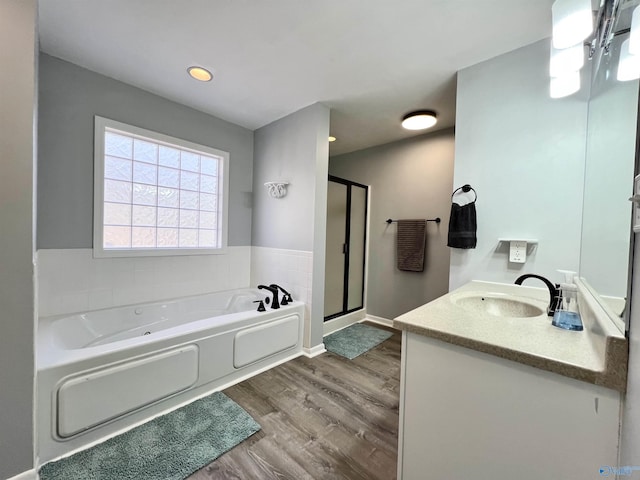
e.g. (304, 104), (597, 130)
(551, 0), (594, 49)
(187, 66), (213, 82)
(629, 5), (640, 54)
(617, 38), (640, 81)
(550, 70), (581, 98)
(328, 136), (337, 142)
(550, 43), (585, 77)
(401, 110), (438, 130)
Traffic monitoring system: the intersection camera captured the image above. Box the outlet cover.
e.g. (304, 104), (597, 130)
(509, 241), (527, 263)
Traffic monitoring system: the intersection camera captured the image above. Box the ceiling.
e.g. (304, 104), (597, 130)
(38, 1), (554, 156)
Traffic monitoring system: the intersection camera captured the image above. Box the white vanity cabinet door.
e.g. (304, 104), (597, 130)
(398, 331), (621, 480)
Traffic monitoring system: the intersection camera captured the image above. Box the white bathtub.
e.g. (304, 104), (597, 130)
(37, 288), (304, 464)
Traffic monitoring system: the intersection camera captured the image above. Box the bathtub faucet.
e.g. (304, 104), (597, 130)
(258, 284), (280, 309)
(270, 284), (293, 305)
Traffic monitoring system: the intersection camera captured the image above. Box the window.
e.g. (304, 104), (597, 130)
(93, 116), (229, 257)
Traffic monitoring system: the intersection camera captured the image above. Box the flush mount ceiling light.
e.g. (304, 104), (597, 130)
(401, 110), (438, 130)
(187, 66), (213, 82)
(551, 0), (594, 49)
(328, 136), (337, 142)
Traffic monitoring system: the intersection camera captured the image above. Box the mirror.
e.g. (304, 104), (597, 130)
(579, 2), (639, 330)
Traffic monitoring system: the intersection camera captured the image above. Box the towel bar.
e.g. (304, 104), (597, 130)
(386, 218), (441, 224)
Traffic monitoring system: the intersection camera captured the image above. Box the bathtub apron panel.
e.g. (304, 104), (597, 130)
(234, 314), (300, 368)
(57, 346), (199, 437)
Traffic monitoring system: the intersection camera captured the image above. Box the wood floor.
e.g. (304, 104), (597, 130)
(188, 324), (401, 480)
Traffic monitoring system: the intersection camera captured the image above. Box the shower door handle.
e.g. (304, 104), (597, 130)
(342, 243), (348, 254)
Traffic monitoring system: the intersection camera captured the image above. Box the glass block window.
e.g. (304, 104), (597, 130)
(94, 116), (229, 257)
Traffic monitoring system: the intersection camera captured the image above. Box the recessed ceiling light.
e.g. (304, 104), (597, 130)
(401, 110), (437, 130)
(328, 136), (337, 142)
(187, 66), (213, 82)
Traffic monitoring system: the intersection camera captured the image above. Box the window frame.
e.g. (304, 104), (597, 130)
(93, 116), (229, 258)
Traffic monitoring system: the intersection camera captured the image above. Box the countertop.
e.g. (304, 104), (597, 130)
(393, 280), (628, 392)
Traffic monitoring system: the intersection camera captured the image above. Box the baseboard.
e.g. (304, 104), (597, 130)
(323, 309), (366, 336)
(7, 469), (38, 480)
(364, 314), (396, 329)
(302, 343), (326, 358)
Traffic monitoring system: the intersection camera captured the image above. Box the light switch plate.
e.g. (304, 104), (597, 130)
(509, 241), (527, 263)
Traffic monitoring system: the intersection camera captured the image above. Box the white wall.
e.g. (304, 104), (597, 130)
(450, 39), (590, 290)
(37, 247), (251, 317)
(0, 0), (37, 478)
(252, 103), (330, 348)
(330, 129), (455, 319)
(251, 246), (313, 324)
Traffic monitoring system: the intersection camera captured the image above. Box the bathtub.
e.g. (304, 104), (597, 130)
(37, 288), (305, 464)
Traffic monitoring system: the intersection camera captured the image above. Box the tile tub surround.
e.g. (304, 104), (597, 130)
(251, 246), (314, 333)
(37, 247), (251, 317)
(394, 279), (628, 392)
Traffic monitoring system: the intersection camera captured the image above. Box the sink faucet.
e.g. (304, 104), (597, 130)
(514, 274), (561, 317)
(258, 284), (280, 309)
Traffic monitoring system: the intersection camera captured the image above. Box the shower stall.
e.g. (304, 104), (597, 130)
(324, 175), (368, 320)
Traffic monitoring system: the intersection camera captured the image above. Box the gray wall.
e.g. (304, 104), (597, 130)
(450, 39), (589, 290)
(330, 129), (454, 320)
(38, 53), (254, 249)
(252, 103), (330, 348)
(0, 0), (36, 477)
(252, 104), (328, 251)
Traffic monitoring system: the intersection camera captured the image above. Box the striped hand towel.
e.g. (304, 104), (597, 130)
(396, 219), (426, 272)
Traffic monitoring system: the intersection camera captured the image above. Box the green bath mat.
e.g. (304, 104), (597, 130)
(324, 323), (393, 360)
(39, 391), (260, 480)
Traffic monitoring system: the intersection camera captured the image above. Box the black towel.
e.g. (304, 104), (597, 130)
(447, 202), (477, 249)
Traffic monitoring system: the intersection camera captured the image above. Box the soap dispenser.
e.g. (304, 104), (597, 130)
(551, 270), (583, 331)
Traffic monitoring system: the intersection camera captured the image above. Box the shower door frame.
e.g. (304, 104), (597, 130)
(324, 175), (368, 322)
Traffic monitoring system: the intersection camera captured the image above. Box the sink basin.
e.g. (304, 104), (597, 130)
(452, 294), (545, 318)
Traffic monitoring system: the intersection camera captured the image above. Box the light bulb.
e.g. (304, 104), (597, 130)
(630, 6), (640, 55)
(618, 39), (640, 82)
(550, 43), (584, 77)
(552, 0), (593, 49)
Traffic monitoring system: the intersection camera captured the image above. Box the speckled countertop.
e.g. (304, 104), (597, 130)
(393, 279), (628, 392)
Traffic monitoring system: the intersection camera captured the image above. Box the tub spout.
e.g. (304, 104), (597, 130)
(270, 284), (293, 305)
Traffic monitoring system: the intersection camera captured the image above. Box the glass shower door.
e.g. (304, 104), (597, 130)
(324, 176), (368, 320)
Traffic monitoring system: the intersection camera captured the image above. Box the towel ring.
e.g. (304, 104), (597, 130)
(452, 184), (477, 202)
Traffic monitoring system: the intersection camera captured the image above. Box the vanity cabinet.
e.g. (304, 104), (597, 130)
(397, 331), (621, 480)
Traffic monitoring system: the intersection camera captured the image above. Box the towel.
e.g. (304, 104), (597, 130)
(396, 219), (427, 272)
(447, 202), (477, 249)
